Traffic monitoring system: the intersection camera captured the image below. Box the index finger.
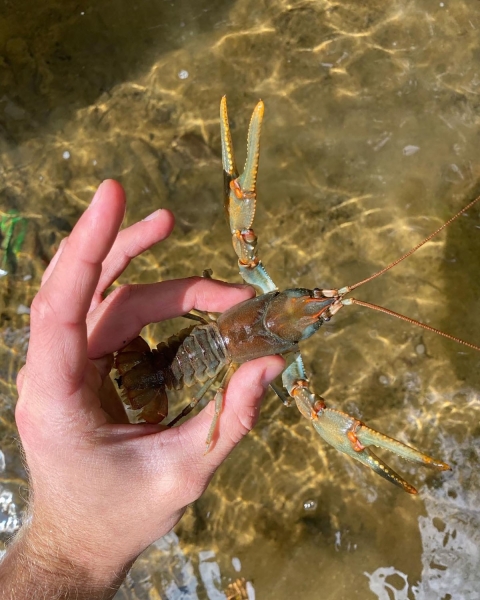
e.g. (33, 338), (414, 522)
(87, 277), (255, 357)
(28, 180), (126, 390)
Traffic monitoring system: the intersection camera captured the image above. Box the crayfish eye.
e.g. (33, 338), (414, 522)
(312, 287), (340, 300)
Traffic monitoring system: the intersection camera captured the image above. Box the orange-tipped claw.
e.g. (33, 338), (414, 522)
(309, 405), (450, 493)
(286, 371), (450, 493)
(220, 97), (276, 294)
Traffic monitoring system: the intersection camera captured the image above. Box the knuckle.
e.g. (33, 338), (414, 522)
(106, 282), (137, 307)
(237, 408), (257, 438)
(30, 291), (57, 324)
(159, 430), (210, 504)
(16, 365), (25, 389)
(58, 236), (69, 251)
(14, 396), (37, 443)
(188, 276), (213, 307)
(232, 405), (257, 443)
(177, 468), (208, 504)
(187, 275), (204, 290)
(227, 377), (265, 442)
(152, 462), (204, 507)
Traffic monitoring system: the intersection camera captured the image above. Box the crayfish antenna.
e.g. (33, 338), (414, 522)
(346, 194), (480, 293)
(341, 298), (480, 353)
(333, 195), (480, 352)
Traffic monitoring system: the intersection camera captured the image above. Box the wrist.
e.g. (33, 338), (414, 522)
(0, 519), (132, 600)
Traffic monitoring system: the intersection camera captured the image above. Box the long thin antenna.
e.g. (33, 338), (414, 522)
(346, 195), (480, 293)
(343, 298), (480, 352)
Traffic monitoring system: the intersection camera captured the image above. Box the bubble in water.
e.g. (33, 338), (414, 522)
(62, 150), (70, 160)
(178, 70), (189, 80)
(303, 499), (317, 511)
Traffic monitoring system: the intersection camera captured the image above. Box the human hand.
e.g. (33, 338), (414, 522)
(0, 180), (284, 599)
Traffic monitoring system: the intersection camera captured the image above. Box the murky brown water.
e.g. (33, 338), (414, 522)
(1, 1), (480, 598)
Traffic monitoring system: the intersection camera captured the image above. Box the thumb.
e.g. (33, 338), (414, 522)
(173, 355), (285, 477)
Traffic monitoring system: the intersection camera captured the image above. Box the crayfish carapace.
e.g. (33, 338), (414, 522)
(115, 97), (480, 495)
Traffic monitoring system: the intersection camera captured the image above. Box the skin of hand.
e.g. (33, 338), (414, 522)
(0, 180), (285, 599)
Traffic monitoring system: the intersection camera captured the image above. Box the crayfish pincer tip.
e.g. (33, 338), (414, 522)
(426, 457), (451, 471)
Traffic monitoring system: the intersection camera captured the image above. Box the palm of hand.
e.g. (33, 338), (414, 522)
(13, 180), (284, 581)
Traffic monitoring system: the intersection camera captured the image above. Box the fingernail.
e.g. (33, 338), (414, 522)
(142, 208), (163, 221)
(232, 283), (255, 292)
(89, 181), (106, 209)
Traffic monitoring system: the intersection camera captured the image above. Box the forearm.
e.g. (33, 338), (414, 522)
(0, 525), (130, 600)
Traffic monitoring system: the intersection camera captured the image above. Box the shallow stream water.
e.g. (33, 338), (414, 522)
(1, 1), (480, 598)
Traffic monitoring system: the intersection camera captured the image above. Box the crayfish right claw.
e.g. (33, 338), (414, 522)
(310, 406), (450, 494)
(347, 446), (419, 494)
(352, 421), (451, 471)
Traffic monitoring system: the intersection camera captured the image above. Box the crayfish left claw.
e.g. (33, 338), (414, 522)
(220, 96), (277, 294)
(220, 95), (263, 232)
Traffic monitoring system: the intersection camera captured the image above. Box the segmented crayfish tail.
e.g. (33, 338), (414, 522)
(114, 324), (230, 424)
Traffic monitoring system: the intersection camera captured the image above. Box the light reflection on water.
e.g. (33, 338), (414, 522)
(1, 0), (480, 598)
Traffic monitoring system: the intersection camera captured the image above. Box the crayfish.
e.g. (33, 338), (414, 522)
(115, 97), (480, 494)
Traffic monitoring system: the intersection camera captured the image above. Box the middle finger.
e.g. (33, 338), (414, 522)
(90, 208), (175, 310)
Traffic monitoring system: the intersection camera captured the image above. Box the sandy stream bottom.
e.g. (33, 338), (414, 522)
(1, 1), (480, 598)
